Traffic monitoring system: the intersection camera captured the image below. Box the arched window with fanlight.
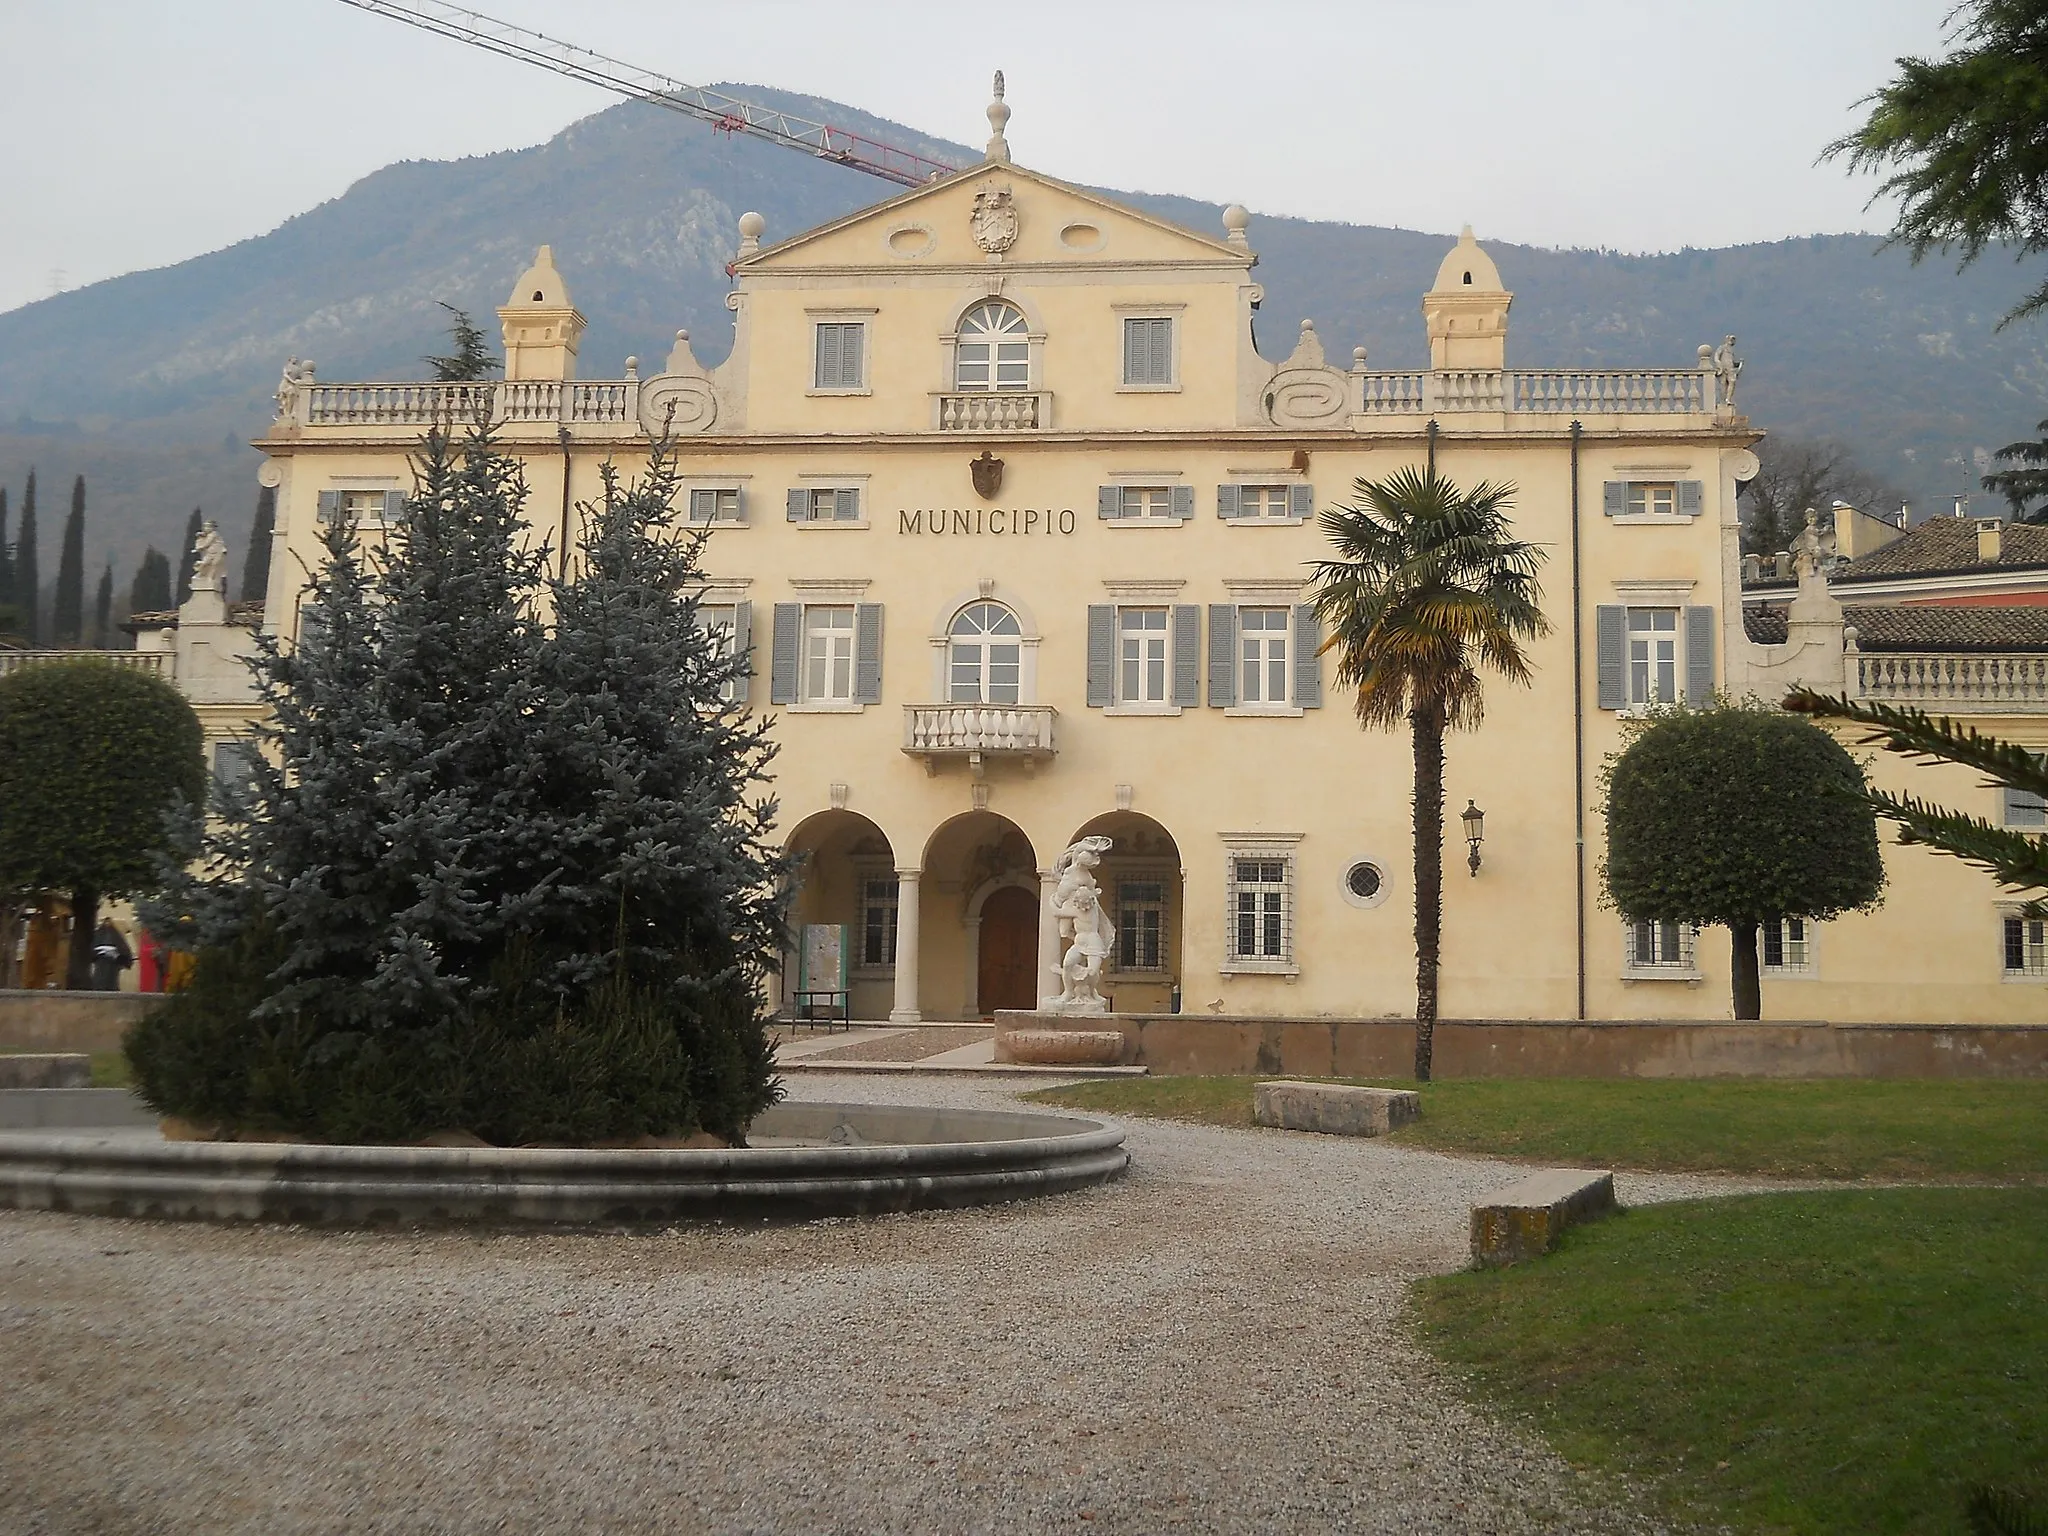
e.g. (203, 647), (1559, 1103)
(948, 602), (1023, 703)
(954, 301), (1030, 391)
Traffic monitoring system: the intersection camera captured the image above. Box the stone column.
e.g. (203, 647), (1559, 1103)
(1035, 867), (1061, 1009)
(890, 868), (922, 1024)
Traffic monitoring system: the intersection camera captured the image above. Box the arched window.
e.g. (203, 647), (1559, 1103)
(954, 301), (1030, 392)
(948, 602), (1023, 703)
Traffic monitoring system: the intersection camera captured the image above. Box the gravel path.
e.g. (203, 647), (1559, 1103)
(0, 1072), (1765, 1535)
(799, 1026), (995, 1063)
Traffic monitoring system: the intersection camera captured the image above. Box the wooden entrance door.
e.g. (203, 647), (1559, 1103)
(977, 885), (1039, 1016)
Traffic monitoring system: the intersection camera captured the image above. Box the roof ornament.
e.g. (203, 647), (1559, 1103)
(986, 70), (1011, 163)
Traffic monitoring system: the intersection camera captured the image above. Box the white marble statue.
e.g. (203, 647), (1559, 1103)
(191, 520), (229, 594)
(273, 356), (313, 422)
(1711, 334), (1741, 409)
(1040, 835), (1115, 1013)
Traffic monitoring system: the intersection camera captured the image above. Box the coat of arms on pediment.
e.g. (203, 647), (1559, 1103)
(971, 185), (1020, 255)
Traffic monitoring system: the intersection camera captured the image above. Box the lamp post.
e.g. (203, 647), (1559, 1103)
(1462, 799), (1485, 876)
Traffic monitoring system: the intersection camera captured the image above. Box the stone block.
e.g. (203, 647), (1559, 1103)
(1470, 1169), (1617, 1267)
(1251, 1080), (1420, 1137)
(0, 1054), (90, 1089)
(999, 1029), (1126, 1066)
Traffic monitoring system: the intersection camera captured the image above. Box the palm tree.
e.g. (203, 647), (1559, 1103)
(1310, 468), (1550, 1080)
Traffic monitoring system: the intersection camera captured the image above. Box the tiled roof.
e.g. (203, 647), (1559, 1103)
(1746, 602), (2048, 652)
(1837, 517), (2048, 581)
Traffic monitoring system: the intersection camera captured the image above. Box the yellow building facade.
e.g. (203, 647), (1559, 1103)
(251, 104), (2043, 1029)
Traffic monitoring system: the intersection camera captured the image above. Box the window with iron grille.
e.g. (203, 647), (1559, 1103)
(1625, 920), (1696, 973)
(1229, 857), (1291, 966)
(1122, 317), (1174, 386)
(1761, 916), (1813, 975)
(1116, 879), (1167, 972)
(860, 875), (899, 969)
(2004, 914), (2048, 978)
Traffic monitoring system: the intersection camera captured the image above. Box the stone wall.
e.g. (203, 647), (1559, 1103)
(994, 1011), (2048, 1079)
(0, 991), (158, 1054)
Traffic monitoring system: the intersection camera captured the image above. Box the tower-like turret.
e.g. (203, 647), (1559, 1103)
(1421, 226), (1511, 371)
(497, 245), (586, 381)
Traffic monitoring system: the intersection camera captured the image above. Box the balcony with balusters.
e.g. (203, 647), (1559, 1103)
(902, 703), (1057, 775)
(285, 373), (643, 440)
(1349, 364), (1719, 424)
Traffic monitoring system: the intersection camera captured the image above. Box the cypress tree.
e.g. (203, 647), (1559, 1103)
(0, 486), (13, 610)
(92, 562), (113, 649)
(239, 486), (275, 606)
(127, 548), (173, 617)
(53, 475), (86, 647)
(17, 471), (39, 646)
(174, 507), (202, 606)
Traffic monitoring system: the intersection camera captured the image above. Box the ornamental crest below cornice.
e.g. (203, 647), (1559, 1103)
(971, 185), (1020, 255)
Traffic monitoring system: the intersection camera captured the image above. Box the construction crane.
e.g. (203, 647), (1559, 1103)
(333, 0), (963, 189)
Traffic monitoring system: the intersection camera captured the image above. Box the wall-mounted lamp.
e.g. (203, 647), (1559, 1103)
(1462, 799), (1485, 876)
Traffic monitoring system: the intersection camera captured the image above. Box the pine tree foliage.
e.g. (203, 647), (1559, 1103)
(127, 547), (173, 617)
(240, 486), (275, 605)
(53, 475), (85, 647)
(1983, 414), (2048, 521)
(1827, 0), (2048, 329)
(1786, 689), (2048, 893)
(424, 303), (501, 382)
(134, 422), (786, 1144)
(173, 507), (202, 606)
(91, 562), (113, 649)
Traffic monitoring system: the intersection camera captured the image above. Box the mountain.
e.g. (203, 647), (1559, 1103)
(4, 85), (2047, 590)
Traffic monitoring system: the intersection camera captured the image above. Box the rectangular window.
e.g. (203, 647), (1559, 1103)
(1762, 916), (1812, 974)
(1235, 485), (1292, 520)
(2005, 915), (2048, 977)
(1626, 920), (1696, 971)
(807, 487), (860, 522)
(814, 322), (865, 390)
(688, 487), (741, 524)
(697, 604), (738, 702)
(1230, 858), (1290, 963)
(2006, 772), (2047, 828)
(1117, 607), (1169, 704)
(1626, 482), (1678, 517)
(211, 740), (254, 792)
(1116, 879), (1166, 971)
(802, 606), (856, 703)
(1119, 486), (1174, 520)
(860, 875), (899, 968)
(1122, 317), (1174, 386)
(1239, 607), (1291, 705)
(1627, 607), (1679, 707)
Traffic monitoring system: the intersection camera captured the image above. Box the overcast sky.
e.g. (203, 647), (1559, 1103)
(0, 0), (1952, 316)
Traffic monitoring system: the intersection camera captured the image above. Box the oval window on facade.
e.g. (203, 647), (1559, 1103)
(955, 301), (1030, 392)
(948, 602), (1024, 704)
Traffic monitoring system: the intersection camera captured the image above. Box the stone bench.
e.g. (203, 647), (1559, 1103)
(0, 1053), (91, 1090)
(998, 1029), (1126, 1067)
(1252, 1081), (1420, 1138)
(1470, 1170), (1617, 1267)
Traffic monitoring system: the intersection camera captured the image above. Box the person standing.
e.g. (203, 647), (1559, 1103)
(90, 918), (133, 992)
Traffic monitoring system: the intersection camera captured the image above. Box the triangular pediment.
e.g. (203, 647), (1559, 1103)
(737, 161), (1250, 272)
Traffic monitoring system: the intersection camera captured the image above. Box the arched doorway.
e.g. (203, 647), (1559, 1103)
(1067, 811), (1183, 1015)
(923, 811), (1039, 1020)
(784, 810), (898, 1022)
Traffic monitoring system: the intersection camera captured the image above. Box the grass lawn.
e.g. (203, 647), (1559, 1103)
(1414, 1188), (2048, 1534)
(1023, 1076), (2048, 1183)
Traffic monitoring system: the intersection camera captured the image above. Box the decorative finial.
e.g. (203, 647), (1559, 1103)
(736, 210), (765, 258)
(986, 70), (1011, 163)
(1222, 203), (1250, 247)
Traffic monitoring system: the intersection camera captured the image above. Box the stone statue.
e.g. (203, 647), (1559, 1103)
(1711, 334), (1741, 408)
(273, 356), (313, 422)
(1790, 508), (1826, 582)
(191, 520), (229, 594)
(1039, 835), (1115, 1013)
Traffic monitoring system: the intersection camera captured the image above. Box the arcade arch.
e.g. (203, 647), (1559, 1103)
(784, 810), (899, 1022)
(1065, 811), (1184, 1015)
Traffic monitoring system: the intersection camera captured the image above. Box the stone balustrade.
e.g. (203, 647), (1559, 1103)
(1353, 367), (1715, 417)
(0, 651), (173, 680)
(1855, 651), (2048, 711)
(935, 391), (1045, 431)
(902, 703), (1057, 759)
(1356, 371), (1426, 414)
(302, 380), (635, 429)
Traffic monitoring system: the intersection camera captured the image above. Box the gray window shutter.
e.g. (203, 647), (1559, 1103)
(382, 490), (405, 523)
(1292, 605), (1323, 708)
(1171, 605), (1202, 707)
(1217, 483), (1241, 520)
(1602, 482), (1626, 517)
(316, 489), (340, 525)
(732, 486), (748, 524)
(836, 486), (860, 521)
(769, 603), (801, 705)
(1679, 480), (1703, 517)
(1208, 604), (1238, 707)
(730, 600), (753, 704)
(786, 488), (807, 522)
(1290, 483), (1314, 520)
(1171, 484), (1194, 521)
(814, 325), (833, 388)
(1098, 485), (1121, 520)
(843, 324), (863, 386)
(854, 602), (884, 703)
(1684, 605), (1715, 703)
(1595, 605), (1626, 709)
(1086, 605), (1115, 707)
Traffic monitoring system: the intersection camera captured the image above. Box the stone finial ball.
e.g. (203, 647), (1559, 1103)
(676, 329), (690, 342)
(1222, 204), (1250, 233)
(738, 211), (766, 239)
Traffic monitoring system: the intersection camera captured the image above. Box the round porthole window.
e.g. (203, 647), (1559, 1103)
(1342, 859), (1389, 909)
